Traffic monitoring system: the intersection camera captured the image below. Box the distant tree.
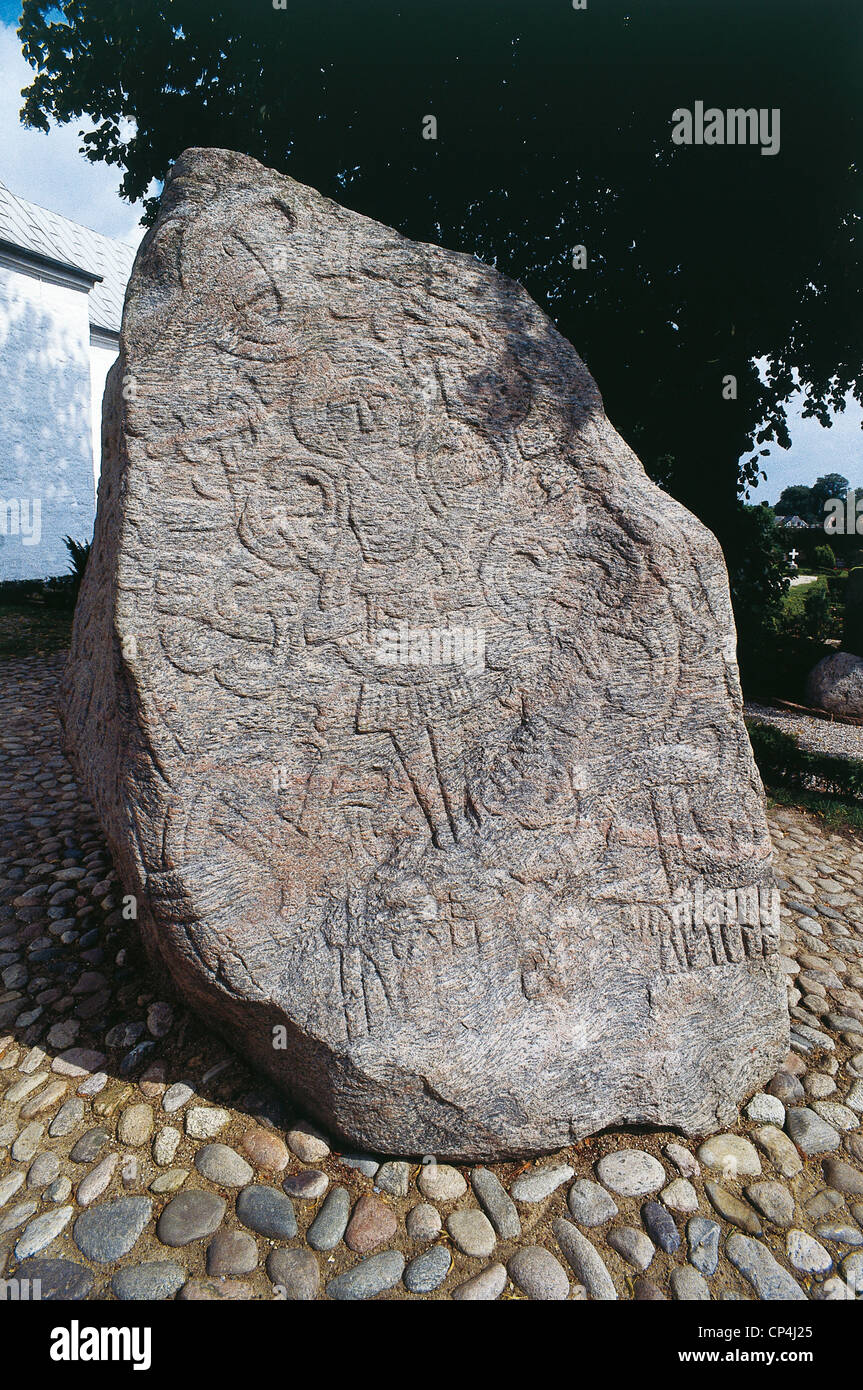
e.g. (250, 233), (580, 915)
(810, 473), (851, 525)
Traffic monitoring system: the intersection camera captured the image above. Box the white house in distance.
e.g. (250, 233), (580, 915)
(0, 180), (137, 581)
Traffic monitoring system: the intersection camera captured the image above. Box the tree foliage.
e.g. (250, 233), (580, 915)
(776, 473), (850, 525)
(811, 473), (853, 521)
(724, 502), (790, 658)
(774, 484), (820, 523)
(14, 0), (863, 558)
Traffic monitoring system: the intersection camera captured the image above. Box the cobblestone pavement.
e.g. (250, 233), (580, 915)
(2, 652), (862, 1301)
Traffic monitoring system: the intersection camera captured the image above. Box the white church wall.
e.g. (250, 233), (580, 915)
(89, 337), (119, 490)
(0, 262), (96, 581)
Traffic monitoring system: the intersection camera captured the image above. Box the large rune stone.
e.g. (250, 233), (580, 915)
(62, 148), (788, 1160)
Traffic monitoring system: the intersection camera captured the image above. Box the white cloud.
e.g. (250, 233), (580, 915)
(0, 20), (147, 246)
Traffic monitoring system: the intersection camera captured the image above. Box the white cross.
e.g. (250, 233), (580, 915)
(788, 548), (799, 565)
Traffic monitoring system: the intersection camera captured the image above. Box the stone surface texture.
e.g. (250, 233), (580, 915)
(806, 651), (863, 718)
(59, 147), (787, 1160)
(2, 656), (860, 1303)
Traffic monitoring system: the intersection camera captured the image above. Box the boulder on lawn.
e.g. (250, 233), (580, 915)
(806, 650), (863, 718)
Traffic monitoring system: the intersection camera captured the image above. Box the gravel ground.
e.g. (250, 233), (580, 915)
(747, 701), (863, 762)
(1, 652), (863, 1301)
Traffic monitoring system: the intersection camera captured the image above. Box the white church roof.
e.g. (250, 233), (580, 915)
(0, 180), (136, 335)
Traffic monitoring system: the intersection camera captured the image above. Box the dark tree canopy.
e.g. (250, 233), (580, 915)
(15, 0), (863, 554)
(722, 502), (789, 652)
(810, 473), (853, 519)
(776, 474), (851, 524)
(774, 484), (820, 522)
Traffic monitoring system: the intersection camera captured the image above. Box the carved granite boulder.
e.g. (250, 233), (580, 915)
(61, 148), (788, 1160)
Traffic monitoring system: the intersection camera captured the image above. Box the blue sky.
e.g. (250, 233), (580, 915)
(748, 378), (863, 506)
(0, 10), (859, 500)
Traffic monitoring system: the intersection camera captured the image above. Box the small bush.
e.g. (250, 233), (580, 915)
(63, 536), (90, 593)
(776, 576), (841, 645)
(801, 581), (836, 641)
(813, 543), (836, 570)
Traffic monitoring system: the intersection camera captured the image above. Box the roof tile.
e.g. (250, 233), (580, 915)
(0, 180), (137, 334)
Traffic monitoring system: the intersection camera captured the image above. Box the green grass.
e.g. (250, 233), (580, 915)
(767, 787), (863, 833)
(782, 574), (824, 618)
